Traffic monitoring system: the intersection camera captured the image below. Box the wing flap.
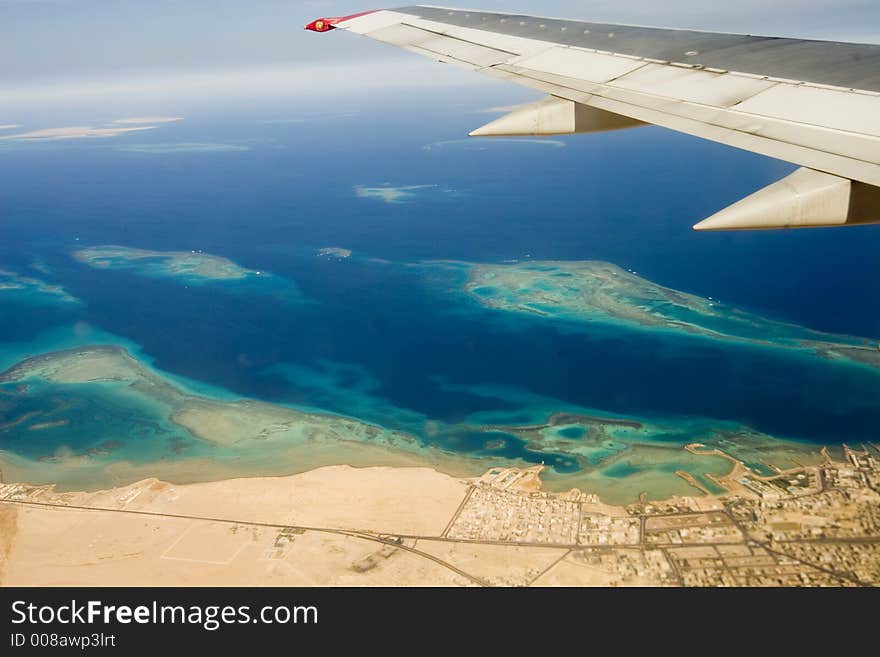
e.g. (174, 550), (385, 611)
(732, 85), (880, 137)
(406, 19), (554, 58)
(366, 23), (435, 47)
(415, 34), (513, 67)
(610, 64), (776, 108)
(510, 47), (647, 84)
(356, 20), (521, 69)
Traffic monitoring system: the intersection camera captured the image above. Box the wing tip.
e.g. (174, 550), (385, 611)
(305, 10), (381, 32)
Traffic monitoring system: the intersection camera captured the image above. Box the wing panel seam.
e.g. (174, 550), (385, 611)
(500, 66), (880, 172)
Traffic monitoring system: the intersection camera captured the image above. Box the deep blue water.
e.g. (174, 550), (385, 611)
(2, 88), (880, 460)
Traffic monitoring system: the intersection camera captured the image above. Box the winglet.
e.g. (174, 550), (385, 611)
(305, 10), (379, 33)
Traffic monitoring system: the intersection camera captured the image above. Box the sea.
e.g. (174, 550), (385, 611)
(1, 84), (879, 501)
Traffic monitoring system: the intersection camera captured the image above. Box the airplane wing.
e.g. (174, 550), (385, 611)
(306, 6), (880, 230)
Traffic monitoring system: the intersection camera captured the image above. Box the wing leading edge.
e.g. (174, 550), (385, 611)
(307, 6), (880, 230)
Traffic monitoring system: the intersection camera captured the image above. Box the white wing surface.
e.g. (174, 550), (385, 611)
(306, 7), (880, 230)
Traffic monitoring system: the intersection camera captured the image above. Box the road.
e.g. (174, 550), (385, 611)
(3, 488), (876, 586)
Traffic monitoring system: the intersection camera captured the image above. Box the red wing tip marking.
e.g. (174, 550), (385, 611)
(305, 10), (379, 32)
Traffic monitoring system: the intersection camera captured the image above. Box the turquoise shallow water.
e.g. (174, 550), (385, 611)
(0, 316), (837, 503)
(0, 378), (201, 462)
(0, 248), (873, 497)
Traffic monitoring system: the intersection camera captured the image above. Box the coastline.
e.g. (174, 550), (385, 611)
(0, 343), (505, 494)
(0, 340), (844, 505)
(3, 443), (876, 586)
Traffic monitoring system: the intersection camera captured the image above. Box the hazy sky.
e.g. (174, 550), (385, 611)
(2, 1), (878, 105)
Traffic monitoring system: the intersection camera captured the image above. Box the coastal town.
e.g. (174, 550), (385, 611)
(1, 443), (878, 586)
(445, 444), (880, 585)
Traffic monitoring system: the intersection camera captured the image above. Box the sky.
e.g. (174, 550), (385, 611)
(1, 0), (879, 111)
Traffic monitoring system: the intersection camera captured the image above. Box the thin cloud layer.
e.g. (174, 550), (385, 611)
(118, 143), (249, 154)
(0, 125), (155, 141)
(479, 103), (532, 114)
(112, 116), (183, 124)
(0, 59), (489, 108)
(423, 138), (567, 151)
